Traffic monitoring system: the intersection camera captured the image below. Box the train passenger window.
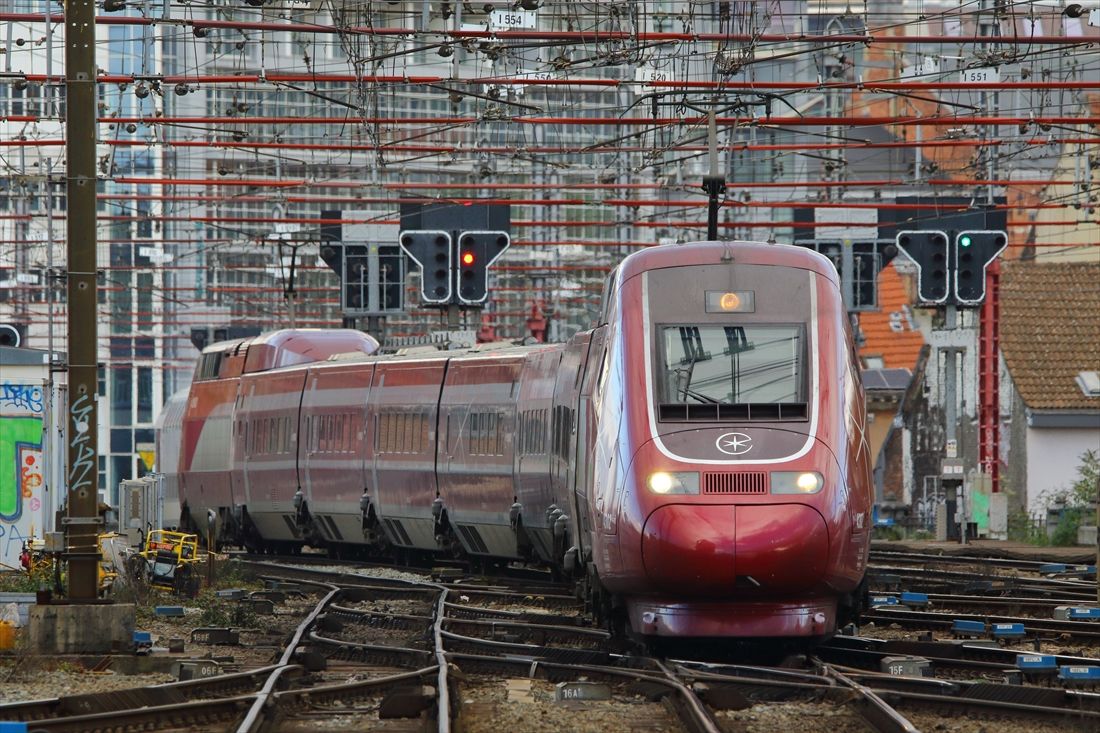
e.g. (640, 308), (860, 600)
(551, 406), (573, 459)
(376, 409), (425, 454)
(520, 409), (543, 456)
(469, 411), (503, 456)
(657, 324), (807, 414)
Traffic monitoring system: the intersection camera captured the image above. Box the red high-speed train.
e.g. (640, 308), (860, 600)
(164, 240), (873, 639)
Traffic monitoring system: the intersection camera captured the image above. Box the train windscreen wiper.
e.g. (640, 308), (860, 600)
(675, 327), (718, 404)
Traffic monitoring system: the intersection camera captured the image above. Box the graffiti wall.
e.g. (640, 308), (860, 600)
(0, 381), (46, 569)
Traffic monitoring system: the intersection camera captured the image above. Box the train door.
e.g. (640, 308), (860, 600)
(300, 363), (374, 545)
(514, 349), (558, 561)
(571, 327), (607, 563)
(229, 380), (245, 511)
(369, 358), (448, 551)
(241, 381), (256, 506)
(238, 369), (307, 542)
(438, 356), (523, 558)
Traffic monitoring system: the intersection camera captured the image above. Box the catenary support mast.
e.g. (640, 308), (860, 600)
(64, 0), (102, 601)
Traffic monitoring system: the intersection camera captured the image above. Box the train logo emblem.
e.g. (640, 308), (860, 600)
(715, 432), (753, 455)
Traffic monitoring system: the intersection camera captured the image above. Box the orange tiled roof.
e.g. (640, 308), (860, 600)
(1001, 261), (1100, 410)
(858, 262), (924, 370)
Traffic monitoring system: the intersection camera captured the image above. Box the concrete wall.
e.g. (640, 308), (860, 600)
(1000, 370), (1030, 514)
(1025, 426), (1098, 517)
(866, 403), (898, 466)
(0, 358), (65, 568)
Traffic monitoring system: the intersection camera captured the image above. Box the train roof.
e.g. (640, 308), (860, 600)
(324, 339), (557, 368)
(618, 240), (841, 286)
(195, 328), (381, 380)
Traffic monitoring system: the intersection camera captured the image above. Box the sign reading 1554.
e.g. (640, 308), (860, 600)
(490, 9), (537, 30)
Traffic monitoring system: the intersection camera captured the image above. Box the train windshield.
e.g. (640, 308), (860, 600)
(658, 324), (806, 411)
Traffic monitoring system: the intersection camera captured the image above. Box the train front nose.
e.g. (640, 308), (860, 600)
(640, 504), (830, 595)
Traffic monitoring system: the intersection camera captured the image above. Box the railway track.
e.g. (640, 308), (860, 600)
(3, 558), (1098, 732)
(819, 634), (1100, 679)
(861, 606), (1100, 643)
(868, 565), (1097, 600)
(869, 549), (1097, 575)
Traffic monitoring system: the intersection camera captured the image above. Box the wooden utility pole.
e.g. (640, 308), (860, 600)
(64, 0), (102, 601)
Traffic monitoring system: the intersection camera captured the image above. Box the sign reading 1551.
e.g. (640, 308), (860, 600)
(959, 68), (1000, 84)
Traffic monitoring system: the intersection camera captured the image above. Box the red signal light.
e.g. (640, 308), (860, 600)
(462, 251), (475, 265)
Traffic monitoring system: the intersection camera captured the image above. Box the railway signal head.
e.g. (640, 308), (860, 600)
(456, 230), (510, 305)
(399, 230), (453, 304)
(341, 245), (370, 312)
(954, 230), (1007, 306)
(895, 230), (949, 304)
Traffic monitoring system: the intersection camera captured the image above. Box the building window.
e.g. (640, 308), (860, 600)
(111, 428), (133, 454)
(112, 367), (133, 425)
(137, 367), (153, 423)
(111, 455), (132, 502)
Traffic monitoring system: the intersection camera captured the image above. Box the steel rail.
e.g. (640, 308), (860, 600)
(818, 643), (1044, 676)
(824, 635), (1100, 669)
(651, 659), (729, 733)
(862, 607), (1100, 640)
(909, 593), (1089, 614)
(441, 616), (612, 645)
(870, 549), (1098, 569)
(326, 604), (433, 628)
(439, 628), (612, 665)
(247, 560), (576, 609)
(307, 629), (435, 665)
(241, 561), (453, 733)
(432, 580), (452, 733)
(442, 600), (582, 626)
(869, 565), (1097, 593)
(820, 664), (920, 733)
(0, 579), (335, 733)
(2, 694), (256, 733)
(0, 664), (289, 721)
(270, 665), (439, 708)
(866, 687), (1100, 723)
(234, 584), (340, 733)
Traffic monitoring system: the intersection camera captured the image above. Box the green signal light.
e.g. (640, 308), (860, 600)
(959, 235), (973, 248)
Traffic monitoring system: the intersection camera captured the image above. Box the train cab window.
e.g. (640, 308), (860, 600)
(598, 268), (617, 325)
(657, 324), (808, 421)
(195, 352), (223, 381)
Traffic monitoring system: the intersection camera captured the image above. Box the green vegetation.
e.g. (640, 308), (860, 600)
(1023, 450), (1099, 547)
(1007, 509), (1048, 545)
(870, 525), (935, 541)
(0, 572), (38, 594)
(196, 597), (261, 628)
(872, 525), (903, 541)
(0, 559), (54, 594)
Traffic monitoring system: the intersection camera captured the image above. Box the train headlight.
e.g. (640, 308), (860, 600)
(646, 471), (700, 495)
(770, 471), (824, 494)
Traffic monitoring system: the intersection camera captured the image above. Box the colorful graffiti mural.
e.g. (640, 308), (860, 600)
(1, 382), (46, 568)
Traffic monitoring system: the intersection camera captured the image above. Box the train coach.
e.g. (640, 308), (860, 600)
(163, 240), (872, 640)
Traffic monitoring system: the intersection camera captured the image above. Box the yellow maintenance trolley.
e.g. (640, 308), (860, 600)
(127, 530), (202, 597)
